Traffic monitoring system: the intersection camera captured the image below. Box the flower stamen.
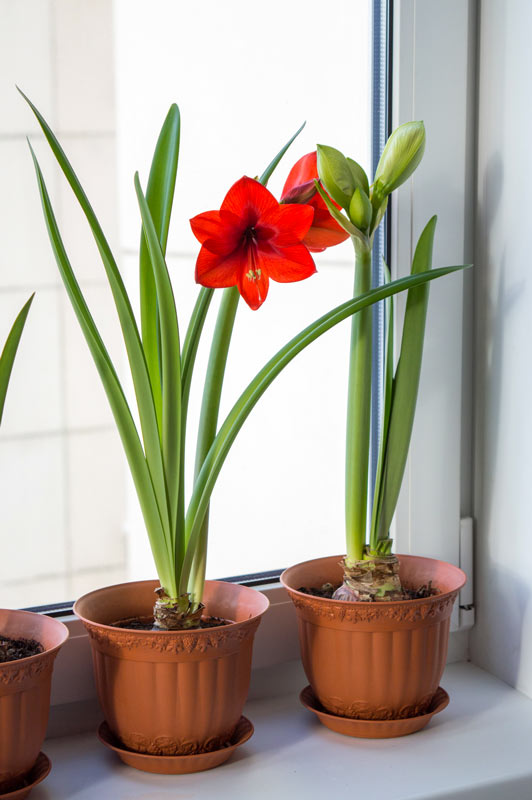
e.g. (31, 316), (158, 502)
(246, 267), (262, 282)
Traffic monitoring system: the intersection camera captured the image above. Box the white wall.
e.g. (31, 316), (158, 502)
(471, 0), (532, 695)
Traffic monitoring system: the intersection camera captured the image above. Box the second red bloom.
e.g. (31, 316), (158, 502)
(281, 152), (350, 253)
(190, 176), (316, 310)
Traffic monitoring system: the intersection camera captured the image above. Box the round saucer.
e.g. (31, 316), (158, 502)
(98, 717), (254, 774)
(300, 686), (449, 739)
(0, 753), (51, 800)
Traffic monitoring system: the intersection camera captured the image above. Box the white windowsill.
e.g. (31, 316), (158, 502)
(38, 661), (532, 800)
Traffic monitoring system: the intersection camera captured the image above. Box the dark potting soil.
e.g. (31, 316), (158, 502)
(111, 615), (232, 631)
(298, 582), (439, 601)
(0, 635), (44, 663)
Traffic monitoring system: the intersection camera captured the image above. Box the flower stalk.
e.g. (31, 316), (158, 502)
(345, 238), (372, 564)
(312, 122), (470, 600)
(189, 285), (240, 602)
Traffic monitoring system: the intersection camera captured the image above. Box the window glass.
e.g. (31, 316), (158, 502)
(0, 0), (373, 606)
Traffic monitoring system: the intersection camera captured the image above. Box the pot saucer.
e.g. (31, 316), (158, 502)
(300, 686), (449, 739)
(98, 717), (254, 774)
(0, 753), (51, 800)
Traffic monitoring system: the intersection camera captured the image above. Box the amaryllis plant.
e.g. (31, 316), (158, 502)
(286, 124), (470, 600)
(23, 89), (464, 628)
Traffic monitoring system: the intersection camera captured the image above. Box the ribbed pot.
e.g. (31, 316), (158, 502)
(0, 609), (68, 791)
(74, 580), (269, 758)
(281, 554), (465, 721)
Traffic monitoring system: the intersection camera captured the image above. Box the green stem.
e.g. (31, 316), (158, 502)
(185, 286), (240, 599)
(345, 238), (372, 563)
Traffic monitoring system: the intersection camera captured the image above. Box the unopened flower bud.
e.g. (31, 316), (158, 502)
(349, 187), (372, 231)
(373, 121), (425, 202)
(280, 178), (317, 205)
(316, 144), (355, 210)
(346, 157), (369, 196)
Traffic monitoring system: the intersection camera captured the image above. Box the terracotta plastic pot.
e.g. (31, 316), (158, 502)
(0, 609), (69, 791)
(281, 554), (465, 721)
(74, 580), (269, 757)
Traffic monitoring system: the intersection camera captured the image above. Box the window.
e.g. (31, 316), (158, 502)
(117, 0), (375, 582)
(0, 0), (377, 607)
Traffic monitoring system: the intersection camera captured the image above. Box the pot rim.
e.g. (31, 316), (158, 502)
(73, 578), (270, 635)
(280, 553), (466, 608)
(0, 608), (69, 670)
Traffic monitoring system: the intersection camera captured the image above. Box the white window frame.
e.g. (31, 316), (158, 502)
(391, 0), (476, 629)
(44, 0), (477, 730)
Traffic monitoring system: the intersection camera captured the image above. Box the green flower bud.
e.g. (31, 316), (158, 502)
(316, 144), (355, 210)
(346, 157), (369, 196)
(373, 121), (425, 200)
(349, 187), (372, 231)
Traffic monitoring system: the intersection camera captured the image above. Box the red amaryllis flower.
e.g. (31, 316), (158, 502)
(190, 176), (316, 310)
(281, 152), (350, 253)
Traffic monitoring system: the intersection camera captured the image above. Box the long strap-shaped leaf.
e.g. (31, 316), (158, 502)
(259, 122), (305, 186)
(135, 174), (182, 543)
(140, 104), (180, 432)
(374, 215), (437, 542)
(180, 261), (469, 591)
(176, 286), (214, 573)
(0, 295), (34, 425)
(181, 288), (213, 405)
(20, 90), (172, 545)
(187, 285), (239, 596)
(369, 259), (395, 552)
(29, 147), (176, 593)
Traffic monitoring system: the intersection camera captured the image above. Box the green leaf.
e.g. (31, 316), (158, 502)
(187, 286), (240, 600)
(181, 258), (470, 591)
(0, 294), (34, 425)
(181, 287), (214, 410)
(140, 104), (180, 436)
(369, 259), (394, 550)
(29, 147), (177, 595)
(259, 122), (305, 186)
(375, 216), (438, 542)
(135, 173), (182, 540)
(20, 91), (172, 551)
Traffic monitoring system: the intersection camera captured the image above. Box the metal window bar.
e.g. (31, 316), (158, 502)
(370, 0), (393, 496)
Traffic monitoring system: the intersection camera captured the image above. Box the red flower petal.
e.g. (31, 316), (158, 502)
(281, 152), (349, 252)
(190, 210), (222, 244)
(221, 176), (278, 223)
(259, 203), (314, 246)
(303, 204), (350, 251)
(190, 209), (243, 255)
(256, 243), (317, 284)
(281, 152), (318, 199)
(237, 248), (270, 310)
(195, 246), (240, 288)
